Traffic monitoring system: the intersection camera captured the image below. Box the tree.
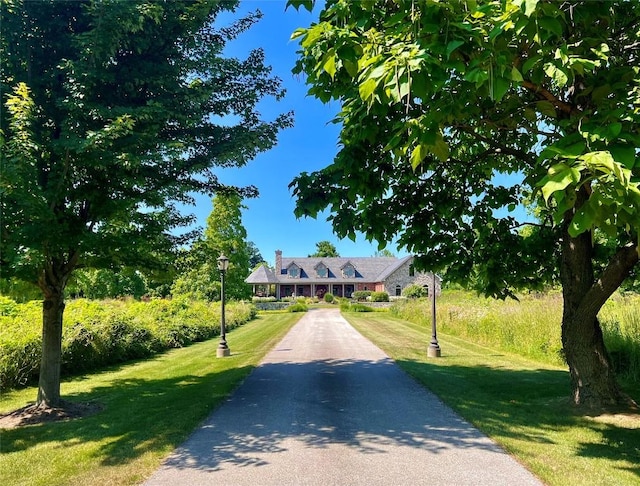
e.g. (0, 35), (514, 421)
(288, 0), (640, 409)
(68, 268), (147, 299)
(247, 241), (266, 268)
(374, 249), (396, 258)
(308, 240), (340, 257)
(1, 0), (291, 408)
(202, 192), (252, 300)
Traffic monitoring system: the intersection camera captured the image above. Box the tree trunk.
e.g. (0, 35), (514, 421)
(37, 288), (65, 408)
(560, 201), (639, 409)
(36, 255), (77, 409)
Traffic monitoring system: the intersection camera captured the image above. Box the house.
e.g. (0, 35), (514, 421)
(245, 250), (440, 299)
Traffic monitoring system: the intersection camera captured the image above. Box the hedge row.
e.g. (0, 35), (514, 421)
(0, 297), (256, 390)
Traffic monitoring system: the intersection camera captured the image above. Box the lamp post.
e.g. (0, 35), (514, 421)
(217, 253), (230, 357)
(427, 272), (441, 357)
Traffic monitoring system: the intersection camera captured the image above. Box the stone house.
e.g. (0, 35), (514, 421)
(245, 250), (441, 299)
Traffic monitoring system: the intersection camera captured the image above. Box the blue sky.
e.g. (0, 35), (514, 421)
(194, 1), (530, 266)
(187, 1), (401, 266)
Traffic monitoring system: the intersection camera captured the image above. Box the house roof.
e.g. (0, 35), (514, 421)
(245, 264), (279, 284)
(245, 256), (415, 285)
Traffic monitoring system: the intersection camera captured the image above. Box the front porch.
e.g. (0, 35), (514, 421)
(278, 283), (355, 299)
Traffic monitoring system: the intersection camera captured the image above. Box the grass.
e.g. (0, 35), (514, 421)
(0, 312), (301, 486)
(343, 312), (640, 486)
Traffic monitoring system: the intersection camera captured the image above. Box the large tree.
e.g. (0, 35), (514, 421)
(172, 192), (252, 300)
(1, 0), (291, 408)
(308, 240), (340, 257)
(288, 0), (640, 409)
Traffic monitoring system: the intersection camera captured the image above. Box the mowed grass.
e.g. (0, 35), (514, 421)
(0, 312), (301, 486)
(344, 312), (640, 486)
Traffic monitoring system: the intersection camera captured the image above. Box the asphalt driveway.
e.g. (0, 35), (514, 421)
(145, 308), (542, 485)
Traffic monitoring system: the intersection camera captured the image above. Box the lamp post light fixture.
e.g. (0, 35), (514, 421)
(217, 253), (231, 357)
(427, 272), (441, 358)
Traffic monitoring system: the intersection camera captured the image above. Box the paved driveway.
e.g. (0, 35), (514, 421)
(145, 308), (542, 485)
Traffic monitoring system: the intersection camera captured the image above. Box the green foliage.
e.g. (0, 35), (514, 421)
(0, 279), (41, 302)
(68, 268), (148, 299)
(252, 296), (277, 303)
(289, 0), (639, 299)
(352, 290), (372, 301)
(289, 0), (640, 406)
(287, 302), (308, 313)
(599, 295), (640, 383)
(171, 262), (221, 301)
(0, 298), (256, 390)
(173, 193), (253, 301)
(1, 0), (291, 405)
(308, 240), (340, 257)
(1, 1), (290, 285)
(323, 292), (334, 303)
(370, 291), (389, 302)
(341, 302), (373, 312)
(391, 291), (566, 366)
(402, 284), (426, 299)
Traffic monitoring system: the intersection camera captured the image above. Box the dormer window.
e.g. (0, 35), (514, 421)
(287, 263), (300, 278)
(315, 262), (328, 278)
(342, 263), (356, 279)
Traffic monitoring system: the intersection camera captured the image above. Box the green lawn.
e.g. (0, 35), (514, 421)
(0, 312), (301, 486)
(344, 312), (640, 486)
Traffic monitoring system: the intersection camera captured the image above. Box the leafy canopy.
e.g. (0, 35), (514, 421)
(288, 0), (640, 298)
(308, 240), (340, 257)
(1, 0), (292, 285)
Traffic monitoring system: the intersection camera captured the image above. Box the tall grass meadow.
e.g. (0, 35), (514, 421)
(0, 297), (256, 390)
(391, 290), (640, 383)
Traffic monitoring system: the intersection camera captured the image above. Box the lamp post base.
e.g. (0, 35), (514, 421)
(217, 346), (231, 357)
(427, 344), (441, 358)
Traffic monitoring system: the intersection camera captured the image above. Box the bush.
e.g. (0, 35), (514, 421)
(349, 303), (374, 312)
(370, 291), (389, 302)
(402, 284), (426, 299)
(288, 302), (308, 313)
(339, 301), (373, 312)
(0, 298), (257, 390)
(252, 296), (277, 302)
(324, 293), (334, 303)
(352, 290), (371, 301)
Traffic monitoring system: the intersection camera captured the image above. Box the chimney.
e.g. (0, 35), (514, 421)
(275, 250), (282, 275)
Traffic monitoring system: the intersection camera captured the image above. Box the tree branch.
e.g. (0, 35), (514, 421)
(580, 241), (640, 318)
(521, 81), (580, 117)
(454, 125), (538, 167)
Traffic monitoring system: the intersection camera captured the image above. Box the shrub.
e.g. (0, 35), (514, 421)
(324, 293), (334, 303)
(402, 284), (426, 299)
(340, 301), (373, 312)
(350, 303), (374, 312)
(352, 290), (371, 301)
(252, 296), (277, 302)
(0, 298), (257, 390)
(288, 302), (308, 313)
(0, 296), (19, 316)
(370, 291), (389, 302)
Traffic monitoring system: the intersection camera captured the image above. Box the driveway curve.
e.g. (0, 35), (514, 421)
(145, 308), (542, 485)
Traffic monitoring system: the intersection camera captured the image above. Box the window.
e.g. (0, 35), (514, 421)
(342, 265), (355, 278)
(316, 263), (328, 278)
(396, 285), (402, 296)
(288, 264), (299, 278)
(409, 265), (415, 277)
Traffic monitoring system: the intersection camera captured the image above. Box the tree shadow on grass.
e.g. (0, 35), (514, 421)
(1, 355), (637, 483)
(0, 364), (255, 466)
(395, 358), (640, 481)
